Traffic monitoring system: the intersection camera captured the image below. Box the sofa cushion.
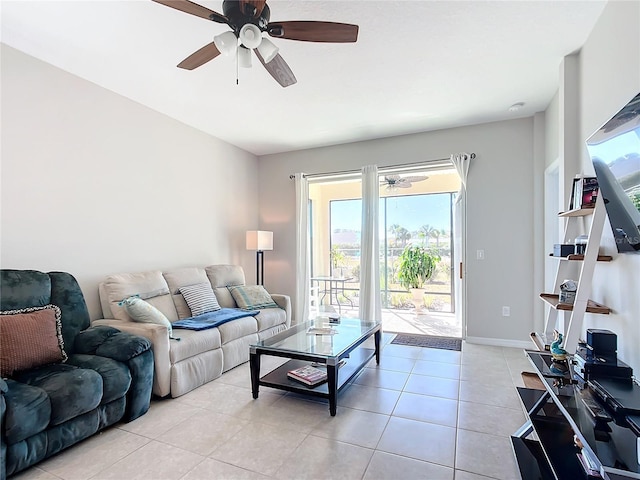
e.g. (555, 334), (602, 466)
(14, 364), (103, 426)
(205, 265), (245, 308)
(179, 283), (221, 316)
(228, 285), (279, 310)
(67, 354), (132, 404)
(0, 305), (67, 377)
(163, 268), (210, 320)
(217, 315), (258, 345)
(103, 271), (178, 322)
(119, 295), (174, 338)
(168, 328), (222, 364)
(3, 379), (51, 444)
(254, 307), (286, 332)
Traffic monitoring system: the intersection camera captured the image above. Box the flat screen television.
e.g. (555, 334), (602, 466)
(586, 92), (640, 253)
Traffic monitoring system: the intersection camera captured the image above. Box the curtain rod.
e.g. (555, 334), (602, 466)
(288, 153), (475, 180)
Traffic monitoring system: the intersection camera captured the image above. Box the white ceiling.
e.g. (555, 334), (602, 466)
(1, 1), (606, 156)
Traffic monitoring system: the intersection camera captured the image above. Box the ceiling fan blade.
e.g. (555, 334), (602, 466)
(152, 0), (228, 23)
(403, 176), (428, 183)
(267, 21), (359, 43)
(396, 183), (412, 188)
(177, 41), (221, 70)
(255, 50), (297, 88)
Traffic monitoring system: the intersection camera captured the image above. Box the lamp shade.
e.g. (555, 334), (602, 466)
(238, 46), (252, 68)
(239, 24), (262, 49)
(214, 31), (238, 56)
(246, 230), (273, 251)
(256, 38), (278, 63)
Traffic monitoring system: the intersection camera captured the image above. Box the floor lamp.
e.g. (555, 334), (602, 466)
(246, 230), (273, 285)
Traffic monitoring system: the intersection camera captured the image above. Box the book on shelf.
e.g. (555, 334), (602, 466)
(570, 175), (599, 209)
(287, 365), (327, 386)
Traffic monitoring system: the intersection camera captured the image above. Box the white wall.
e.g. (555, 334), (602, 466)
(1, 45), (259, 319)
(578, 0), (640, 371)
(259, 118), (538, 346)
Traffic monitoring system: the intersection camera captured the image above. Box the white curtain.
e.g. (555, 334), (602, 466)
(451, 153), (471, 205)
(450, 153), (473, 337)
(359, 165), (382, 322)
(294, 173), (310, 325)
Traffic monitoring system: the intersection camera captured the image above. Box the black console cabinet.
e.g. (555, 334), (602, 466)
(512, 351), (639, 480)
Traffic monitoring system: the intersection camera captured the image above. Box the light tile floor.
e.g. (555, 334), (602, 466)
(13, 338), (534, 480)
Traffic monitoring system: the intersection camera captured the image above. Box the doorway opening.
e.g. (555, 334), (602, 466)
(308, 166), (462, 337)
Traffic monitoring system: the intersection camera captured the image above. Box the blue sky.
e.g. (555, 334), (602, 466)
(330, 193), (454, 233)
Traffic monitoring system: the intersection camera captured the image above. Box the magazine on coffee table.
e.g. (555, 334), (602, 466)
(287, 365), (327, 386)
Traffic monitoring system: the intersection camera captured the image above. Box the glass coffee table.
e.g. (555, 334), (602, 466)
(249, 317), (382, 416)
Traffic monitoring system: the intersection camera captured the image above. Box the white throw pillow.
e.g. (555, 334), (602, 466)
(179, 283), (221, 316)
(119, 295), (177, 339)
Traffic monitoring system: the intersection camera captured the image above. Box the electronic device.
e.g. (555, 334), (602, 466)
(589, 377), (640, 422)
(585, 91), (640, 254)
(627, 416), (640, 465)
(553, 244), (575, 257)
(587, 329), (617, 357)
(573, 344), (632, 382)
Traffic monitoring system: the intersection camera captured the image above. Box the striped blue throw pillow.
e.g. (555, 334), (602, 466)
(179, 283), (221, 316)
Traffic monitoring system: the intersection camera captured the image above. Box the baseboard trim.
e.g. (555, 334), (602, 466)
(465, 336), (532, 349)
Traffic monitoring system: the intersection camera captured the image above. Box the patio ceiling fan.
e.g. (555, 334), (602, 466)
(381, 175), (428, 190)
(151, 0), (359, 87)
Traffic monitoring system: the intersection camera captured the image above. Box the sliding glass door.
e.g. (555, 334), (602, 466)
(309, 166), (460, 313)
(328, 193), (455, 312)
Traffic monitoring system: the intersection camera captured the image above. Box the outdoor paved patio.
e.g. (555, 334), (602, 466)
(317, 305), (462, 338)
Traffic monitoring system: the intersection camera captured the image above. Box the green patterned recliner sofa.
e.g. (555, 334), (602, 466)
(0, 270), (154, 479)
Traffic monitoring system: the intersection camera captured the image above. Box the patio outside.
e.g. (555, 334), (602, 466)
(314, 301), (462, 338)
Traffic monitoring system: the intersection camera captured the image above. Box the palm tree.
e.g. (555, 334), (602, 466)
(396, 227), (411, 247)
(419, 225), (436, 246)
(431, 228), (447, 248)
(389, 224), (402, 247)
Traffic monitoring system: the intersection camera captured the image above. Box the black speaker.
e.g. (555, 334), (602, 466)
(587, 329), (617, 356)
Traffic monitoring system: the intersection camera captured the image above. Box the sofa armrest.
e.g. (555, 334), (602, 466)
(74, 326), (154, 421)
(270, 294), (292, 328)
(92, 319), (172, 398)
(0, 378), (5, 480)
(74, 326), (150, 361)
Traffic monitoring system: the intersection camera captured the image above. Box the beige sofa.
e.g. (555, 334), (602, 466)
(93, 265), (291, 398)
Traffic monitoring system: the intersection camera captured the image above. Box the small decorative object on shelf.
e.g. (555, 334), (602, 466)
(287, 365), (328, 386)
(550, 330), (568, 361)
(559, 279), (577, 305)
(575, 235), (589, 255)
(553, 243), (575, 257)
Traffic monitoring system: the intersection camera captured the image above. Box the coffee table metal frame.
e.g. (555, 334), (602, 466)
(249, 318), (381, 416)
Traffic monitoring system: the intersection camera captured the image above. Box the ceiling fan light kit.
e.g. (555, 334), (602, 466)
(151, 0), (359, 87)
(256, 38), (278, 64)
(213, 30), (238, 56)
(238, 46), (252, 68)
(239, 23), (262, 49)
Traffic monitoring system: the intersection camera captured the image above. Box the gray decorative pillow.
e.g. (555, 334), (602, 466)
(179, 283), (221, 316)
(228, 285), (279, 310)
(119, 295), (177, 339)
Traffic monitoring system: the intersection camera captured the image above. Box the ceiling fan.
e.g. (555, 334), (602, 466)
(381, 175), (428, 190)
(152, 0), (359, 87)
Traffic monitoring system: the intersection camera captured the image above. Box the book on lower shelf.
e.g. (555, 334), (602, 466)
(287, 365), (328, 386)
